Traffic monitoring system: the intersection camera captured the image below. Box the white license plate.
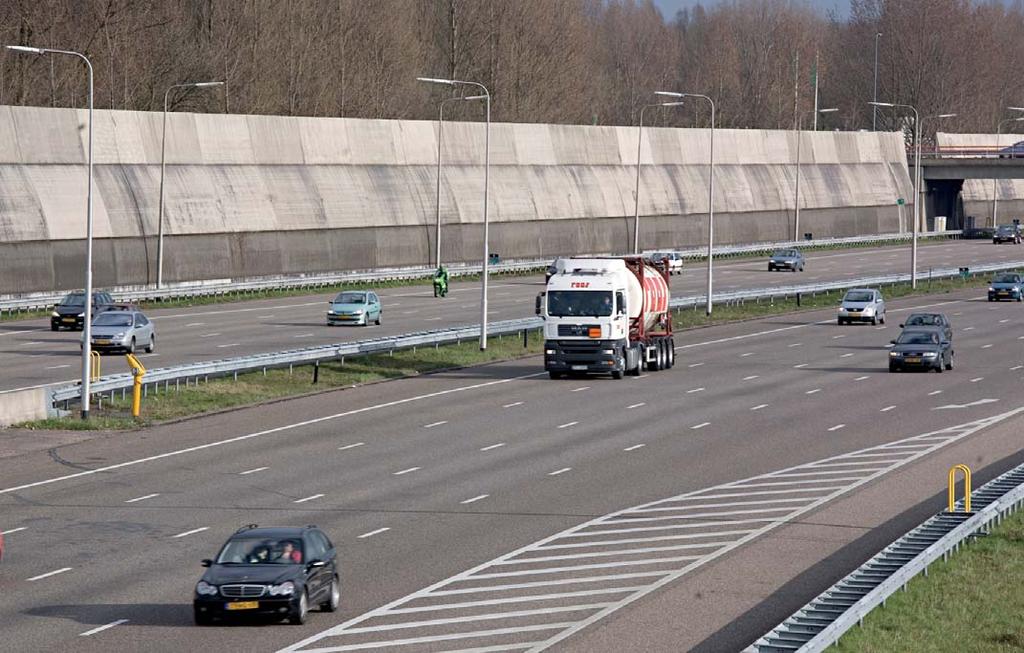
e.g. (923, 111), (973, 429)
(571, 365), (587, 371)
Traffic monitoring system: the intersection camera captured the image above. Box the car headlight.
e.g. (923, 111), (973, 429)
(327, 310), (336, 315)
(989, 287), (995, 292)
(268, 581), (295, 596)
(861, 307), (874, 315)
(51, 311), (60, 317)
(77, 312), (85, 318)
(889, 351), (901, 357)
(923, 352), (938, 357)
(353, 310), (364, 315)
(1015, 287), (1021, 292)
(196, 581), (218, 596)
(545, 349), (556, 355)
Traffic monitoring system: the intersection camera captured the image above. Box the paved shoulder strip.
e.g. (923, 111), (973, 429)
(278, 407), (1024, 653)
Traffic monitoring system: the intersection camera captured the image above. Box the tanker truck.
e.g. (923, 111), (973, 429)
(536, 256), (673, 379)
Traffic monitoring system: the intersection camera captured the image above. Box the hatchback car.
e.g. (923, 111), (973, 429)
(899, 313), (953, 342)
(838, 288), (886, 325)
(51, 291), (116, 331)
(889, 329), (953, 373)
(988, 273), (1023, 301)
(82, 306), (155, 353)
(993, 224), (1022, 244)
(327, 291), (382, 326)
(194, 525), (339, 626)
(768, 249), (805, 272)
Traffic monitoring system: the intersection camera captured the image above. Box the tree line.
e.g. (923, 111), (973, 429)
(2, 0), (1024, 143)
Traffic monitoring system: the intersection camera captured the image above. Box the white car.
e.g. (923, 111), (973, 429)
(647, 251), (684, 275)
(838, 288), (886, 325)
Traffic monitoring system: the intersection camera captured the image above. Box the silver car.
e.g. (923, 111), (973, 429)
(82, 307), (156, 354)
(837, 288), (886, 325)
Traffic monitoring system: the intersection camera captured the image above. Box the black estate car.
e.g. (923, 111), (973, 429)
(50, 291), (116, 331)
(194, 525), (340, 625)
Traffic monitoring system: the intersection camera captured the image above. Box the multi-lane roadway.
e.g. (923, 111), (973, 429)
(1, 277), (1023, 651)
(1, 238), (1023, 393)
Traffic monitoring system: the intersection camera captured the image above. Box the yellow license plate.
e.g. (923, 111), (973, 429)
(95, 339), (110, 345)
(905, 357), (921, 364)
(225, 601), (259, 610)
(62, 318), (76, 323)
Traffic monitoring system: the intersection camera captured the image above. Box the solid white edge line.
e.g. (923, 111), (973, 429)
(0, 372), (546, 497)
(79, 619), (129, 637)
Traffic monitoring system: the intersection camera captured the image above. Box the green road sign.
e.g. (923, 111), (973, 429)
(896, 198), (905, 205)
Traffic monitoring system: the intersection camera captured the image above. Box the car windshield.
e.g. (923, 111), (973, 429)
(772, 250), (796, 258)
(547, 290), (614, 317)
(897, 332), (939, 345)
(993, 274), (1020, 284)
(905, 314), (939, 326)
(844, 291), (874, 302)
(334, 292), (366, 304)
(93, 313), (133, 327)
(216, 537), (305, 565)
(997, 225), (1016, 233)
(60, 293), (86, 307)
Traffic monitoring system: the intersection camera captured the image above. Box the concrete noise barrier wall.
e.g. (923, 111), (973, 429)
(0, 105), (913, 294)
(936, 132), (1024, 225)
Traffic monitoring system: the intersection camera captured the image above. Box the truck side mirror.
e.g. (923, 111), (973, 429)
(535, 294), (542, 316)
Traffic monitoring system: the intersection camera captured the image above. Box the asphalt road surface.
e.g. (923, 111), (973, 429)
(2, 238), (1023, 394)
(1, 282), (1022, 652)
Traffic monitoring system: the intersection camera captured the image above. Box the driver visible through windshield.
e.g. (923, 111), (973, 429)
(844, 291), (874, 303)
(547, 290), (614, 317)
(334, 292), (366, 304)
(216, 538), (305, 565)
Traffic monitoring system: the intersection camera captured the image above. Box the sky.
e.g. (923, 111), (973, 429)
(652, 0), (851, 20)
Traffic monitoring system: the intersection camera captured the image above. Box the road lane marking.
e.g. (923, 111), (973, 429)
(216, 343), (239, 348)
(338, 442), (365, 451)
(627, 403), (646, 409)
(480, 443), (506, 451)
(1, 527), (27, 535)
(184, 322), (205, 327)
(788, 343), (803, 347)
(933, 398), (999, 411)
(827, 424), (846, 432)
(1011, 366), (1023, 371)
(503, 402), (524, 408)
(971, 377), (984, 383)
(199, 333), (221, 338)
(806, 388), (822, 394)
(44, 364), (71, 370)
(963, 327), (975, 331)
(832, 334), (846, 339)
(571, 387), (590, 392)
(358, 528), (390, 539)
(742, 375), (759, 381)
(28, 567), (72, 581)
(686, 387), (705, 394)
(982, 344), (993, 349)
(0, 372), (548, 498)
(840, 353), (854, 358)
(0, 329), (38, 338)
(687, 363), (704, 368)
(393, 467), (421, 476)
(173, 527), (209, 538)
(423, 421), (448, 429)
(623, 444), (646, 452)
(294, 333), (315, 338)
(548, 468), (572, 476)
(794, 364), (808, 369)
(1000, 319), (1010, 323)
(294, 494), (324, 504)
(19, 341), (43, 346)
(740, 352), (754, 357)
(691, 422), (711, 430)
(855, 375), (869, 381)
(239, 466), (269, 475)
(124, 493), (159, 503)
(461, 495), (490, 505)
(880, 405), (897, 412)
(750, 404), (768, 411)
(79, 620), (129, 637)
(557, 421), (579, 429)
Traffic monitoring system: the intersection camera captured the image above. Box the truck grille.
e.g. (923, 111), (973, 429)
(557, 324), (600, 337)
(220, 584), (267, 598)
(555, 340), (604, 355)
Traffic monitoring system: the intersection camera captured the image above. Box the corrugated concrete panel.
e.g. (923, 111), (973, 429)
(11, 107), (83, 164)
(297, 116), (350, 164)
(195, 112), (254, 164)
(0, 105), (24, 164)
(247, 114), (305, 164)
(0, 165), (46, 240)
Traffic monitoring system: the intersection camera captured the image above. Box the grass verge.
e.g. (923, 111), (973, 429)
(18, 265), (1014, 431)
(832, 506), (1024, 652)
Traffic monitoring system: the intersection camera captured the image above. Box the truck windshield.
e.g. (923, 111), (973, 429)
(547, 291), (613, 317)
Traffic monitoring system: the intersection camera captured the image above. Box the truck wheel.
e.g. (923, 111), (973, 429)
(665, 340), (675, 368)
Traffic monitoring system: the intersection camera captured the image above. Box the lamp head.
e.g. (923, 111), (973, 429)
(654, 91), (684, 98)
(5, 45), (46, 54)
(417, 77), (454, 86)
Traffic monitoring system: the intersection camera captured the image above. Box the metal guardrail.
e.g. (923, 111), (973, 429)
(1, 231), (962, 314)
(46, 254), (1022, 408)
(746, 461), (1024, 652)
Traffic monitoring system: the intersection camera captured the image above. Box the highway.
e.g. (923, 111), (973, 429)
(1, 282), (1022, 652)
(1, 238), (1023, 393)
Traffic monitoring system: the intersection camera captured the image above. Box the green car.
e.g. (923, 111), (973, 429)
(326, 291), (382, 326)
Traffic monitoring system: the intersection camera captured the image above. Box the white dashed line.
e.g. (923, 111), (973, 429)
(79, 619), (129, 637)
(806, 388), (822, 395)
(548, 467), (572, 476)
(173, 527), (209, 539)
(558, 421), (579, 429)
(828, 424), (846, 432)
(239, 466), (269, 475)
(691, 422), (711, 430)
(929, 390), (943, 396)
(393, 467), (421, 476)
(854, 375), (869, 381)
(688, 363), (704, 368)
(27, 567), (72, 582)
(742, 375), (759, 381)
(750, 404), (769, 411)
(970, 377), (984, 383)
(1012, 366), (1024, 371)
(840, 353), (854, 358)
(832, 334), (846, 339)
(1, 527), (27, 535)
(216, 343), (239, 348)
(199, 333), (221, 338)
(628, 403), (646, 409)
(880, 405), (897, 412)
(480, 443), (506, 451)
(571, 387), (590, 393)
(503, 402), (524, 408)
(623, 444), (647, 452)
(185, 322), (205, 327)
(794, 364), (808, 369)
(423, 421), (448, 429)
(124, 493), (159, 503)
(963, 327), (975, 331)
(982, 344), (993, 349)
(338, 442), (365, 451)
(740, 352), (754, 357)
(358, 528), (390, 539)
(460, 494), (490, 505)
(788, 343), (803, 348)
(294, 333), (315, 338)
(686, 387), (705, 394)
(293, 494), (324, 504)
(999, 319), (1010, 324)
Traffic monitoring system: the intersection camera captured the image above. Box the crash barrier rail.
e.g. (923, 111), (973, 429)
(46, 254), (1021, 410)
(0, 231), (963, 315)
(746, 461), (1024, 652)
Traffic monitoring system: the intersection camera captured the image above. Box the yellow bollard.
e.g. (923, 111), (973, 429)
(89, 350), (101, 381)
(948, 464), (972, 513)
(125, 354), (146, 419)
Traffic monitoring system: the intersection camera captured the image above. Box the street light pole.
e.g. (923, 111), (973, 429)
(418, 77), (491, 350)
(656, 92), (715, 315)
(992, 109), (1024, 227)
(6, 45), (95, 418)
(432, 94), (486, 270)
(157, 81), (225, 289)
(633, 101), (685, 254)
(872, 32), (882, 131)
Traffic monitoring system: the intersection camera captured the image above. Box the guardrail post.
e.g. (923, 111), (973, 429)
(125, 353), (146, 419)
(948, 464), (972, 513)
(313, 360), (320, 385)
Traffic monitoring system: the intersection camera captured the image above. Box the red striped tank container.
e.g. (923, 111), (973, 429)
(626, 263), (669, 332)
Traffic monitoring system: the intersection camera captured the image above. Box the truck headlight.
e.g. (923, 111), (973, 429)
(602, 349), (615, 355)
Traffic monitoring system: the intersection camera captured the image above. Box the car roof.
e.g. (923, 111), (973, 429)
(229, 526), (315, 539)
